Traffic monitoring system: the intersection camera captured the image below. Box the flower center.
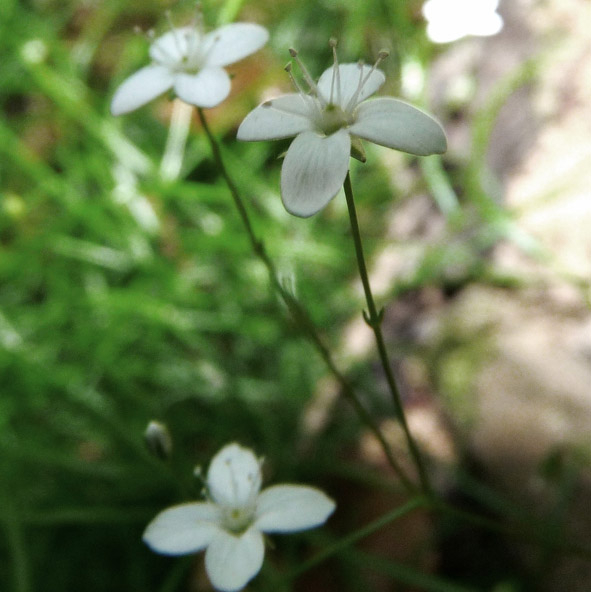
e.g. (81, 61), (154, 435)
(222, 505), (255, 534)
(285, 41), (389, 138)
(154, 7), (217, 74)
(316, 103), (350, 136)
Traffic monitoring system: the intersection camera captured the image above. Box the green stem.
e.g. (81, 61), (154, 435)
(289, 495), (428, 578)
(196, 108), (414, 491)
(343, 171), (433, 497)
(432, 499), (591, 559)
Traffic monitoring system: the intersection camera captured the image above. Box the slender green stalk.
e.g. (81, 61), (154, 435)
(343, 171), (433, 497)
(196, 108), (414, 491)
(289, 495), (428, 578)
(291, 490), (591, 582)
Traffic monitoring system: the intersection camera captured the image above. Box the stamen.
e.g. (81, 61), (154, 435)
(285, 62), (318, 113)
(200, 33), (221, 66)
(357, 59), (365, 89)
(288, 48), (324, 104)
(165, 10), (184, 57)
(149, 20), (182, 68)
(360, 50), (389, 89)
(285, 62), (322, 118)
(193, 2), (204, 35)
(329, 38), (341, 105)
(184, 4), (204, 60)
(343, 60), (365, 112)
(184, 29), (197, 63)
(285, 62), (306, 96)
(345, 51), (389, 112)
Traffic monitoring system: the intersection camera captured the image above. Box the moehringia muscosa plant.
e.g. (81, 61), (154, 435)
(238, 42), (447, 217)
(143, 443), (335, 592)
(110, 10), (442, 588)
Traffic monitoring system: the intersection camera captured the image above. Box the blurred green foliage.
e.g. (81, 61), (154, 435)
(0, 0), (560, 591)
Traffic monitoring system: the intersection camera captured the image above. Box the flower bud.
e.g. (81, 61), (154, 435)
(144, 420), (173, 460)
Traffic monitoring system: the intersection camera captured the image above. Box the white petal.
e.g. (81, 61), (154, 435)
(237, 94), (314, 141)
(281, 129), (350, 218)
(150, 27), (195, 66)
(255, 485), (336, 533)
(110, 65), (174, 116)
(142, 502), (222, 555)
(205, 528), (265, 592)
(350, 98), (447, 155)
(173, 68), (231, 108)
(317, 63), (385, 110)
(207, 443), (262, 508)
(203, 23), (269, 67)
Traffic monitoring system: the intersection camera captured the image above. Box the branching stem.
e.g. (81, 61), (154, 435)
(196, 108), (415, 492)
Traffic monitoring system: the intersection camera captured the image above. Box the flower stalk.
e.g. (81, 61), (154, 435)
(343, 171), (433, 497)
(160, 99), (193, 181)
(197, 108), (416, 492)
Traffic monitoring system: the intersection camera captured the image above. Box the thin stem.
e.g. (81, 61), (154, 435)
(343, 171), (433, 497)
(196, 108), (414, 491)
(289, 495), (428, 578)
(432, 499), (591, 559)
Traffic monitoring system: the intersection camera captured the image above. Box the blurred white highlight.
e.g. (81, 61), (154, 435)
(423, 0), (504, 43)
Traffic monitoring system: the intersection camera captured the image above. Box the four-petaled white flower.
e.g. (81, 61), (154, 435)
(143, 443), (336, 592)
(422, 0), (504, 44)
(111, 19), (268, 116)
(237, 46), (447, 218)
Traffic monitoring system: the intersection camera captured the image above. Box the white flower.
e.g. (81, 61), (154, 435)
(237, 46), (447, 218)
(422, 0), (504, 44)
(143, 443), (335, 592)
(111, 18), (268, 116)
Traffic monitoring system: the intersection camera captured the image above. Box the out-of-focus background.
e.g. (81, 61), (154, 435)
(1, 0), (591, 590)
